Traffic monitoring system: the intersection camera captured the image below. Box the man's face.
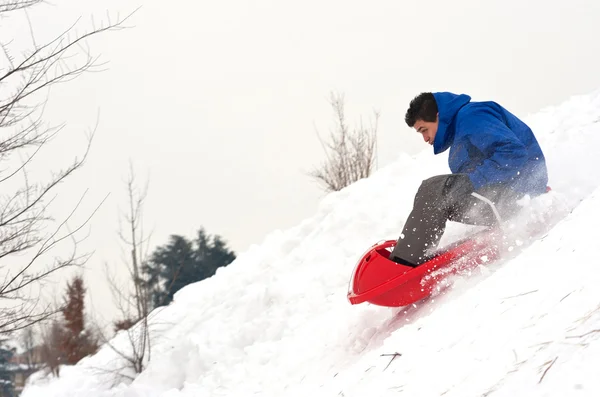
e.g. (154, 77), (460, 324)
(413, 114), (439, 146)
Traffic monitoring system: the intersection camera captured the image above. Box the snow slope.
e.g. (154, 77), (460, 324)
(23, 89), (600, 397)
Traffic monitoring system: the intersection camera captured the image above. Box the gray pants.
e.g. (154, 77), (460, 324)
(389, 174), (520, 266)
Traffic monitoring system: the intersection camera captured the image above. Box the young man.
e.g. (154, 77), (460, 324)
(388, 92), (548, 266)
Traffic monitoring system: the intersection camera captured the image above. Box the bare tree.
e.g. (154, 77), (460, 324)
(0, 1), (134, 333)
(309, 91), (380, 192)
(20, 326), (35, 369)
(39, 319), (63, 377)
(0, 0), (41, 13)
(95, 164), (153, 381)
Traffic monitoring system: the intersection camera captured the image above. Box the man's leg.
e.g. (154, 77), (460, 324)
(388, 174), (502, 266)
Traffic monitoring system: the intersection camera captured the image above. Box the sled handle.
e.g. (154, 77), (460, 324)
(470, 192), (502, 225)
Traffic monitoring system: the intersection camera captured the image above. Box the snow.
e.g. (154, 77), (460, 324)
(22, 88), (600, 397)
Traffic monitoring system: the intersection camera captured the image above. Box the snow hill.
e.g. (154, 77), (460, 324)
(22, 90), (600, 397)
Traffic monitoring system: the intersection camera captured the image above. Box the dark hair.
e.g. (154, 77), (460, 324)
(405, 92), (438, 127)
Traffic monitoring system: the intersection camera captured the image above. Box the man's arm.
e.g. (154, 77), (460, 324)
(460, 109), (529, 190)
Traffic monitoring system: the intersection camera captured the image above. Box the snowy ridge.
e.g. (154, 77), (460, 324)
(23, 89), (600, 397)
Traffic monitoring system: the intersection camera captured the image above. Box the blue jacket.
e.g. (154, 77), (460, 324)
(432, 92), (548, 196)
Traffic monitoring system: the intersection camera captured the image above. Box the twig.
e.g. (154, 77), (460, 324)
(573, 305), (600, 325)
(566, 329), (600, 339)
(381, 352), (402, 371)
(529, 341), (552, 348)
(560, 291), (574, 302)
(502, 289), (538, 300)
(538, 356), (558, 384)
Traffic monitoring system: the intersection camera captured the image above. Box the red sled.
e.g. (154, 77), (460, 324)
(347, 228), (503, 307)
(348, 186), (552, 307)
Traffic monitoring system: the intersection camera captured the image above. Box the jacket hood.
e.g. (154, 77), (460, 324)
(432, 92), (471, 154)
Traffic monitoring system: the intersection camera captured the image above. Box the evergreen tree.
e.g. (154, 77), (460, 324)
(143, 228), (236, 308)
(60, 276), (98, 365)
(0, 341), (14, 397)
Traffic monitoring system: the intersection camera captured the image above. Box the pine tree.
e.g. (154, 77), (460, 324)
(0, 341), (15, 396)
(142, 228), (236, 308)
(60, 276), (98, 365)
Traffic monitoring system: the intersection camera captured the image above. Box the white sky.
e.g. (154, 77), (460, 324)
(2, 0), (600, 329)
